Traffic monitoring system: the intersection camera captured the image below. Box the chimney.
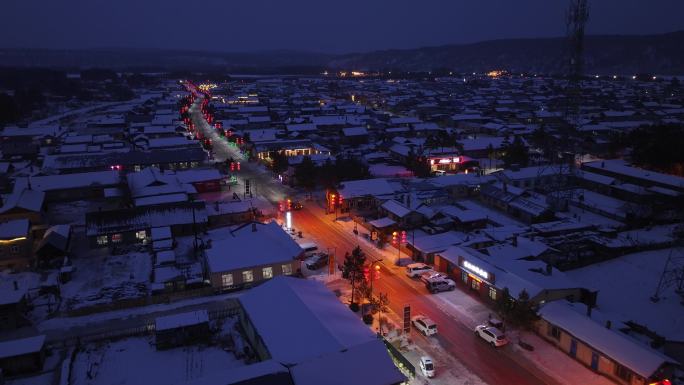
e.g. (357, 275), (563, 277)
(545, 264), (552, 276)
(251, 223), (257, 232)
(13, 281), (18, 291)
(503, 183), (508, 193)
(512, 236), (518, 247)
(605, 320), (612, 329)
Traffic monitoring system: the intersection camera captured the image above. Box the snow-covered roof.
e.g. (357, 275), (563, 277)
(206, 221), (303, 273)
(368, 217), (396, 229)
(0, 218), (30, 239)
(290, 339), (405, 385)
(0, 188), (44, 214)
(239, 277), (379, 366)
(155, 310), (208, 331)
(381, 200), (411, 218)
(337, 178), (395, 199)
(583, 159), (684, 191)
(539, 301), (677, 379)
(174, 168), (222, 184)
(151, 226), (172, 241)
(0, 335), (45, 359)
(16, 171), (120, 192)
(342, 126), (368, 136)
(183, 359), (289, 385)
(411, 231), (466, 254)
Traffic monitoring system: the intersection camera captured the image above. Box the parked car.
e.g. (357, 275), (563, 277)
(411, 315), (437, 336)
(419, 271), (448, 284)
(305, 253), (329, 270)
(419, 356), (435, 378)
(425, 277), (456, 293)
(406, 263), (433, 278)
(298, 242), (319, 259)
(474, 324), (509, 347)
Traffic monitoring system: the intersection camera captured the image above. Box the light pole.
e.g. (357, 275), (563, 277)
(368, 259), (381, 332)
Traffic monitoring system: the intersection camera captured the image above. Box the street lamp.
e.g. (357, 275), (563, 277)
(369, 259), (381, 332)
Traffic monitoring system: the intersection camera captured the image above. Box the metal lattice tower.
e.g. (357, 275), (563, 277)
(651, 244), (684, 303)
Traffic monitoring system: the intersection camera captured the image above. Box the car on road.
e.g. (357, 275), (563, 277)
(419, 356), (435, 378)
(474, 324), (509, 347)
(298, 242), (319, 259)
(411, 315), (437, 336)
(305, 253), (329, 270)
(425, 277), (456, 293)
(419, 271), (448, 284)
(292, 201), (303, 210)
(405, 263), (433, 278)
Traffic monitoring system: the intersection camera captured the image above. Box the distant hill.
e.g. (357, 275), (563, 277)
(328, 31), (684, 75)
(1, 31), (683, 74)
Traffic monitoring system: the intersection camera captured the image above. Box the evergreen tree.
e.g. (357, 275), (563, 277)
(342, 246), (367, 309)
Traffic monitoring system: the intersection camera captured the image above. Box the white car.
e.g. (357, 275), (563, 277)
(419, 271), (448, 284)
(425, 277), (456, 293)
(474, 324), (509, 347)
(419, 356), (435, 378)
(405, 263), (433, 278)
(411, 315), (437, 336)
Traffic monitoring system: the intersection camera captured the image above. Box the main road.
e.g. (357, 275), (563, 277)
(186, 86), (556, 385)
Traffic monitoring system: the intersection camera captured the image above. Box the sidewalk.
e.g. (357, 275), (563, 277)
(322, 211), (614, 385)
(324, 277), (488, 385)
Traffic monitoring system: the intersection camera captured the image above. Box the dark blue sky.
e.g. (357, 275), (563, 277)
(3, 0), (683, 53)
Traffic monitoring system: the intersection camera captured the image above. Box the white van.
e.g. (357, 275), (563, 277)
(298, 242), (319, 258)
(405, 263), (433, 278)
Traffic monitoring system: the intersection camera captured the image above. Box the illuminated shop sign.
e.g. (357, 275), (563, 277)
(462, 259), (489, 280)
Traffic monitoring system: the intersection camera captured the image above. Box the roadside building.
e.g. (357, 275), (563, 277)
(0, 335), (46, 376)
(238, 277), (405, 385)
(205, 221), (303, 291)
(538, 301), (677, 385)
(0, 219), (33, 270)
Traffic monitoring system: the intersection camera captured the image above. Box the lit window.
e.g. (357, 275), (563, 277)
(242, 270), (254, 282)
(97, 235), (109, 245)
(282, 264), (292, 275)
(489, 286), (497, 300)
(134, 165), (142, 172)
(111, 233), (122, 243)
(262, 267), (273, 279)
(136, 230), (147, 240)
(221, 274), (233, 287)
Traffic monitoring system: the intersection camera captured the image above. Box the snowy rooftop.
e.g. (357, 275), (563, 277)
(337, 178), (395, 199)
(290, 339), (405, 385)
(583, 159), (684, 191)
(205, 221), (303, 273)
(155, 310), (209, 331)
(16, 171), (120, 192)
(0, 218), (30, 239)
(566, 248), (684, 342)
(380, 199), (411, 218)
(539, 301), (677, 378)
(239, 277), (377, 366)
(0, 335), (45, 359)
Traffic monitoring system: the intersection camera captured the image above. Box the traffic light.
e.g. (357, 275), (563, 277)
(391, 231), (398, 246)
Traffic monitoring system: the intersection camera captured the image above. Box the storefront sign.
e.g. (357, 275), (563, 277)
(460, 258), (493, 282)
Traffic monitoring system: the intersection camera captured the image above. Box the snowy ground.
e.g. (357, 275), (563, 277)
(60, 249), (151, 312)
(70, 337), (243, 385)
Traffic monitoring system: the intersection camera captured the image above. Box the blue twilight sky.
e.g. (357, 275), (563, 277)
(2, 0), (683, 53)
